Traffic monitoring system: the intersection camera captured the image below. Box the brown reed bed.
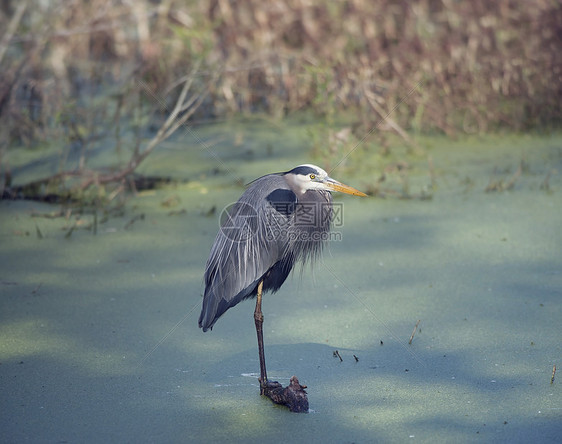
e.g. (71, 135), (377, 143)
(0, 0), (560, 201)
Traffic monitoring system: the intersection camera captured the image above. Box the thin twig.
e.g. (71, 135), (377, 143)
(408, 320), (421, 345)
(504, 163), (522, 190)
(0, 1), (28, 65)
(364, 88), (423, 155)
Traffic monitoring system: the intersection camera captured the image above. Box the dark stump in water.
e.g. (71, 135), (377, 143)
(260, 375), (309, 413)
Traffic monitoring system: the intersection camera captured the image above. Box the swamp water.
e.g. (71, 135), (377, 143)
(1, 120), (561, 442)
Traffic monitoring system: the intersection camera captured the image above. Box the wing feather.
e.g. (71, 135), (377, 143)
(199, 175), (294, 331)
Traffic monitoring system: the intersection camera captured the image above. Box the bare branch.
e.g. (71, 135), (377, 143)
(74, 61), (212, 190)
(0, 1), (28, 65)
(364, 87), (423, 154)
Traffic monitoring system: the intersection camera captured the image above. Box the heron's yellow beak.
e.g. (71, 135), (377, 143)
(324, 179), (367, 197)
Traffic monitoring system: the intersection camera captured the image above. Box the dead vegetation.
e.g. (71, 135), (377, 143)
(0, 0), (561, 202)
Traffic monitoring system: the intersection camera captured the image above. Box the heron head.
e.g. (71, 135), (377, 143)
(285, 164), (367, 196)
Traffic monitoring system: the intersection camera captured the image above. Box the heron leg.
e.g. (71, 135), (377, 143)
(254, 279), (268, 394)
(252, 279), (309, 412)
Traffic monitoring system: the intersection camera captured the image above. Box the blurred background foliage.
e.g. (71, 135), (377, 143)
(0, 0), (561, 200)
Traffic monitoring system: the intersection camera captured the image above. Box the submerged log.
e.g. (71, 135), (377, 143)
(261, 375), (309, 413)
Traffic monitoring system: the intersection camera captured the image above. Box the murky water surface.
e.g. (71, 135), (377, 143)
(1, 121), (561, 442)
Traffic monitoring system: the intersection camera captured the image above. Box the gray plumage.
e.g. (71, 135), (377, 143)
(198, 164), (365, 332)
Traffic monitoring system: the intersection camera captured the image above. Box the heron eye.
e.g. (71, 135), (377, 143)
(309, 174), (316, 180)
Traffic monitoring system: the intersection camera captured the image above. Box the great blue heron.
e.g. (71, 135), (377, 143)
(199, 164), (366, 407)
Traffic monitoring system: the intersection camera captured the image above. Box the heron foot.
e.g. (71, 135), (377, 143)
(259, 375), (309, 413)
